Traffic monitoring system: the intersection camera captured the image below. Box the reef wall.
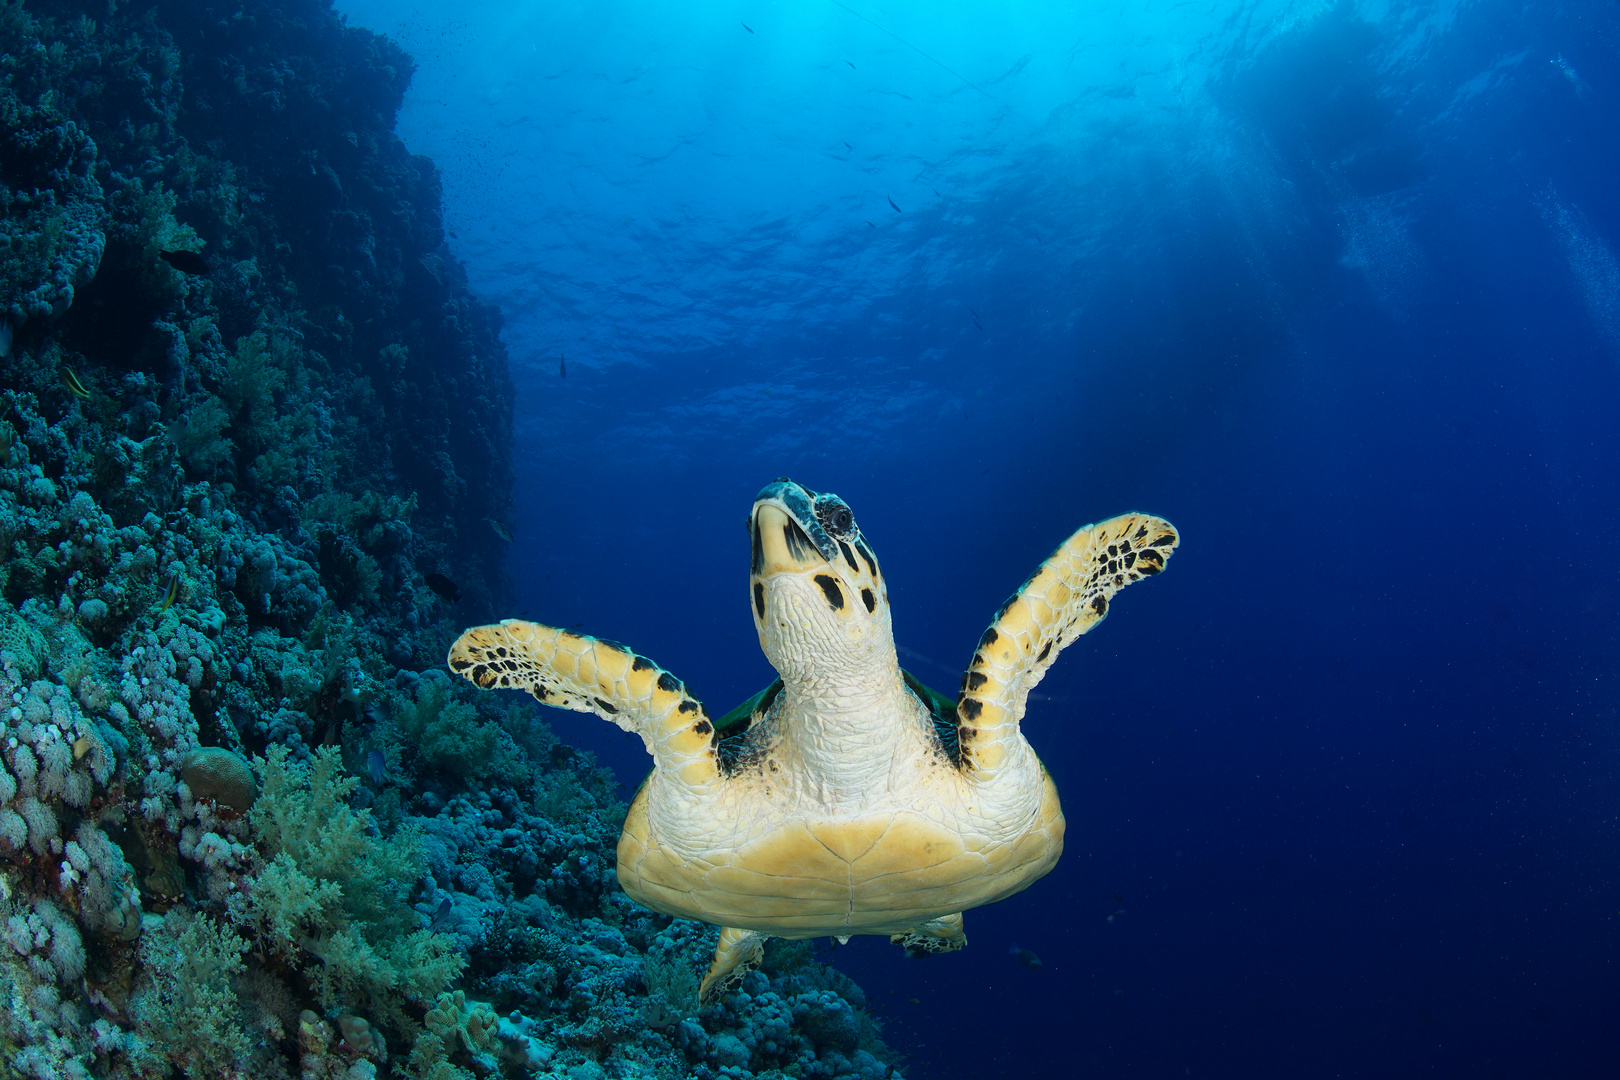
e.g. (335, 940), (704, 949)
(0, 1), (901, 1077)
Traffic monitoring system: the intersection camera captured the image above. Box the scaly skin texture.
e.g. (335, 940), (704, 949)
(448, 479), (1177, 998)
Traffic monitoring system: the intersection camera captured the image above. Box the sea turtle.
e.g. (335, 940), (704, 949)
(448, 479), (1178, 999)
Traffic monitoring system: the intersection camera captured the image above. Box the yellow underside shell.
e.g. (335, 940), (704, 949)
(616, 769), (1065, 938)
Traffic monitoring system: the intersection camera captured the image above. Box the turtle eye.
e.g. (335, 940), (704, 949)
(815, 497), (856, 539)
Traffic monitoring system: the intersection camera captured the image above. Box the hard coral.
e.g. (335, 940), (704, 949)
(180, 746), (256, 812)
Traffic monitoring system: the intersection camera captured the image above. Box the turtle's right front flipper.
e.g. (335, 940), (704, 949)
(448, 620), (719, 788)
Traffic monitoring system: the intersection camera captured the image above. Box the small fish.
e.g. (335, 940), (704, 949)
(485, 517), (513, 542)
(156, 573), (180, 612)
(1009, 944), (1043, 970)
(364, 748), (386, 786)
(741, 20), (753, 33)
(0, 320), (11, 358)
(559, 353), (567, 379)
(843, 141), (853, 150)
(424, 572), (462, 603)
(972, 315), (983, 331)
(448, 230), (458, 238)
(908, 998), (920, 1004)
(428, 896), (453, 930)
(887, 196), (902, 213)
(62, 368), (90, 399)
(0, 423), (12, 467)
(865, 220), (876, 228)
(158, 249), (210, 275)
(844, 59), (856, 69)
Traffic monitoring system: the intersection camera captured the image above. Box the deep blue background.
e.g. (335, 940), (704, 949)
(339, 0), (1620, 1075)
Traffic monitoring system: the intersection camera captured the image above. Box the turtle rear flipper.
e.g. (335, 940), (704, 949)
(892, 912), (966, 956)
(699, 926), (769, 1003)
(448, 620), (720, 789)
(955, 513), (1178, 776)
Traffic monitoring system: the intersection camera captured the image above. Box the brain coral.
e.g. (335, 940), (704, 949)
(180, 747), (257, 812)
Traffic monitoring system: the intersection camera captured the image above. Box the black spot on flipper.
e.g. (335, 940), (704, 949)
(632, 655), (654, 672)
(1037, 641), (1052, 662)
(814, 574), (845, 610)
(450, 657), (472, 672)
(838, 540), (860, 572)
(1114, 574), (1124, 586)
(1123, 551), (1136, 568)
(978, 627), (1000, 649)
(692, 719), (713, 735)
(678, 699), (698, 714)
(751, 519), (765, 574)
(657, 672), (681, 693)
(860, 588), (875, 613)
(1136, 550), (1164, 575)
(754, 581), (766, 618)
(1152, 532), (1177, 548)
(1107, 544), (1118, 557)
(1134, 523), (1149, 540)
(959, 698), (984, 720)
(532, 685), (551, 701)
(963, 671), (988, 691)
(1090, 595), (1108, 616)
(593, 697), (619, 714)
(495, 647), (508, 657)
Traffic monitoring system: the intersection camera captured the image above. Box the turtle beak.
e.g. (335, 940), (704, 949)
(753, 504), (827, 576)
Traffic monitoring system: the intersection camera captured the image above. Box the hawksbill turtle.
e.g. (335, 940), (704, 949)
(448, 479), (1177, 999)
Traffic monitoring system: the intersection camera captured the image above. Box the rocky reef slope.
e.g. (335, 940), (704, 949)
(0, 1), (900, 1077)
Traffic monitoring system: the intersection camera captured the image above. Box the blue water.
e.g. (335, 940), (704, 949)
(337, 0), (1620, 1074)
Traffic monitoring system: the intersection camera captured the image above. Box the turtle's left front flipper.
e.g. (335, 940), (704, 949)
(955, 513), (1178, 776)
(449, 620), (719, 789)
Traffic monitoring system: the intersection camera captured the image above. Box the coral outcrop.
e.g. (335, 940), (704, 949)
(0, 1), (900, 1077)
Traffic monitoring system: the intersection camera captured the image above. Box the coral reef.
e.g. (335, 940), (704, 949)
(0, 0), (901, 1077)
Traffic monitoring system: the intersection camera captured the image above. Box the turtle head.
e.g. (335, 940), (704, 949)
(748, 478), (892, 680)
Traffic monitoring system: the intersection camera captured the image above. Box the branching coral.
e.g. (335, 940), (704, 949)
(128, 907), (255, 1080)
(388, 672), (526, 785)
(232, 745), (462, 1019)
